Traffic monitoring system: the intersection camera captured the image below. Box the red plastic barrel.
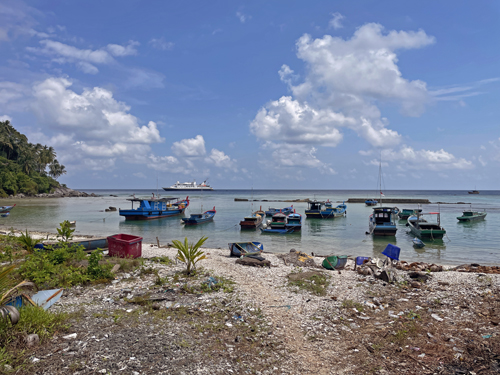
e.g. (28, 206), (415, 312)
(107, 234), (143, 259)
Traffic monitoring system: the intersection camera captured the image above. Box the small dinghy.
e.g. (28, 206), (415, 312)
(412, 237), (425, 248)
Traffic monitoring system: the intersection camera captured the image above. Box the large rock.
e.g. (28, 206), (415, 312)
(235, 257), (271, 267)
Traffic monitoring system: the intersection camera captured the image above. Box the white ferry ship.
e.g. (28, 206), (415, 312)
(162, 180), (214, 191)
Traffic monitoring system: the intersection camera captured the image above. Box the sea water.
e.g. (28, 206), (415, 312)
(2, 189), (499, 265)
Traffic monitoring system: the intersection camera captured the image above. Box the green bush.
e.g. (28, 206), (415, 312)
(18, 244), (110, 288)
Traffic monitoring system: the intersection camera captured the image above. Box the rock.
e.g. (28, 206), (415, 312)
(236, 258), (271, 267)
(25, 334), (39, 347)
(376, 269), (397, 283)
(410, 281), (421, 288)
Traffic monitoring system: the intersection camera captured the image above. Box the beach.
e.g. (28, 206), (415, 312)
(7, 229), (500, 375)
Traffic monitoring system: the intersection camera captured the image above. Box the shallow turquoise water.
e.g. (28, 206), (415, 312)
(2, 189), (499, 265)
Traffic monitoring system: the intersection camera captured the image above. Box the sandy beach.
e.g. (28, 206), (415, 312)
(3, 228), (498, 375)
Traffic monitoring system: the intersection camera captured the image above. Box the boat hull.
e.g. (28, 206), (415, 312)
(457, 213), (487, 221)
(162, 187), (213, 191)
(120, 209), (186, 220)
(182, 217), (214, 225)
(408, 221), (446, 239)
(36, 237), (108, 251)
(228, 242), (263, 257)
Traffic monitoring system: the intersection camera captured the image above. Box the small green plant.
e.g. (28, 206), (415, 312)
(87, 250), (113, 280)
(172, 236), (208, 275)
(1, 246), (13, 264)
(341, 299), (364, 312)
(287, 272), (330, 296)
(18, 230), (41, 253)
(57, 220), (75, 242)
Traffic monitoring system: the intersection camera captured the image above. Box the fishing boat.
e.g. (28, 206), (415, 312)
(468, 189), (479, 194)
(35, 237), (108, 251)
(0, 204), (15, 216)
(228, 242), (263, 257)
(398, 208), (422, 220)
(365, 199), (378, 206)
(162, 180), (213, 191)
(457, 210), (487, 222)
(239, 212), (264, 229)
(412, 238), (425, 248)
(407, 212), (446, 239)
(267, 213), (287, 229)
(182, 207), (216, 225)
(265, 206), (293, 217)
(368, 207), (398, 236)
(286, 212), (302, 232)
(119, 196), (189, 220)
(260, 227), (294, 234)
(305, 200), (346, 219)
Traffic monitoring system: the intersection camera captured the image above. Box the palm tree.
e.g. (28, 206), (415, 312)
(49, 160), (66, 179)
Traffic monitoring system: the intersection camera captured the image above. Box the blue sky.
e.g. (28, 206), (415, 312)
(1, 0), (499, 190)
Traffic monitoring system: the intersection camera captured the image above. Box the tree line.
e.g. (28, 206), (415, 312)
(0, 120), (66, 197)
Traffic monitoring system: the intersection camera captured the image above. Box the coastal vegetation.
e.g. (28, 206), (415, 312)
(0, 120), (66, 197)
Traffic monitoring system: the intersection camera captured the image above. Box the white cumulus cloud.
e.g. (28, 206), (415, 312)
(171, 135), (206, 157)
(29, 77), (163, 171)
(328, 12), (345, 30)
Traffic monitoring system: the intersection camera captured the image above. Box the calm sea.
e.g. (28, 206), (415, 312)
(2, 189), (499, 265)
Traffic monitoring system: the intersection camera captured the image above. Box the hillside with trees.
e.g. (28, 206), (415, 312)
(0, 120), (66, 197)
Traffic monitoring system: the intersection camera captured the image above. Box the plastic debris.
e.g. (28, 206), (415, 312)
(63, 333), (77, 340)
(482, 334), (492, 339)
(203, 277), (218, 289)
(431, 314), (444, 322)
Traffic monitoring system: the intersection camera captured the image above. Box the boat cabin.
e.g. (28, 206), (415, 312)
(372, 207), (395, 224)
(127, 197), (180, 211)
(307, 201), (324, 211)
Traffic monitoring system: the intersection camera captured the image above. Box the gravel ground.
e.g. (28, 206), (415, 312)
(7, 238), (500, 375)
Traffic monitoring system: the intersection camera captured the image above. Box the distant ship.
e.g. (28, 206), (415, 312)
(162, 180), (214, 191)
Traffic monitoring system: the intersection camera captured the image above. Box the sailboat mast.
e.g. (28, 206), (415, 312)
(379, 154), (383, 206)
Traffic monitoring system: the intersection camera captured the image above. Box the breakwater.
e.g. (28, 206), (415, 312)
(346, 198), (430, 204)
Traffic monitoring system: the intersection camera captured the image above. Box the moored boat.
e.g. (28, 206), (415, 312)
(239, 212), (264, 229)
(182, 207), (216, 225)
(286, 212), (302, 232)
(365, 199), (378, 206)
(265, 206), (293, 217)
(398, 208), (422, 220)
(368, 207), (397, 236)
(305, 200), (346, 219)
(468, 190), (479, 194)
(407, 212), (446, 239)
(457, 210), (487, 222)
(412, 238), (425, 248)
(119, 196), (189, 220)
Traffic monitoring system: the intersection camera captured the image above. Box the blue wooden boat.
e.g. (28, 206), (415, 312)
(286, 212), (302, 231)
(35, 237), (108, 251)
(412, 237), (425, 248)
(265, 206), (293, 217)
(182, 207), (216, 225)
(228, 242), (263, 257)
(368, 207), (397, 236)
(268, 213), (287, 230)
(0, 204), (15, 216)
(305, 200), (346, 219)
(365, 199), (378, 206)
(260, 227), (294, 234)
(119, 196), (189, 220)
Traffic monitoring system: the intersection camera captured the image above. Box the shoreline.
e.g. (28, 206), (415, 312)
(8, 230), (499, 374)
